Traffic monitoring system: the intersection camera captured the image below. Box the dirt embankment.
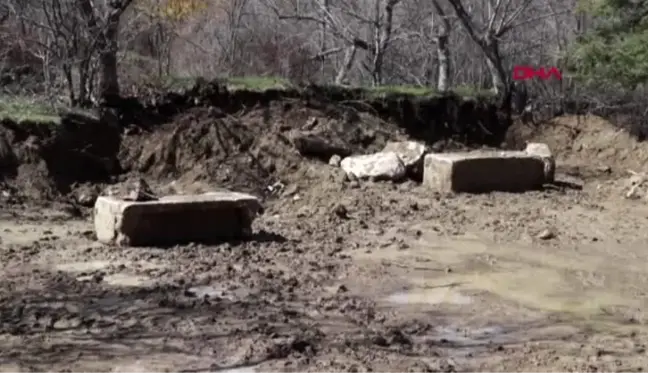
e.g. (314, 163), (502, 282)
(0, 81), (506, 203)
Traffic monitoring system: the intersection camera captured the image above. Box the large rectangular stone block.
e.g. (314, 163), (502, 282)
(94, 192), (262, 247)
(423, 151), (546, 193)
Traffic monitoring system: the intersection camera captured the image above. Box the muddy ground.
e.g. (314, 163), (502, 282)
(1, 98), (648, 372)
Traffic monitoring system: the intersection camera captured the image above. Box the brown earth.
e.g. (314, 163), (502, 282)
(1, 91), (648, 372)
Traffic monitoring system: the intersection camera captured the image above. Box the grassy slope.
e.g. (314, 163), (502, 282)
(0, 97), (62, 124)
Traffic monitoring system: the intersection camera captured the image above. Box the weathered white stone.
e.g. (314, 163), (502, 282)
(383, 141), (427, 168)
(94, 191), (262, 247)
(340, 152), (406, 181)
(423, 151), (546, 193)
(382, 141), (428, 178)
(524, 142), (555, 183)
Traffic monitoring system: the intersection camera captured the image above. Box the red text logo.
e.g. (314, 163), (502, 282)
(513, 66), (562, 81)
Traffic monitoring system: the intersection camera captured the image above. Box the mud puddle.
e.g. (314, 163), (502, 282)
(0, 219), (89, 246)
(354, 227), (648, 323)
(385, 288), (472, 305)
(56, 260), (113, 273)
(185, 285), (245, 301)
(55, 259), (166, 288)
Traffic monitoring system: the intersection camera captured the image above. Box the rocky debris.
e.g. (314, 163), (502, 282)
(124, 177), (159, 202)
(332, 203), (349, 219)
(382, 141), (428, 178)
(265, 181), (285, 195)
(536, 228), (556, 240)
(625, 170), (647, 200)
(290, 131), (352, 161)
(99, 177), (159, 203)
(94, 191), (262, 246)
(524, 142), (555, 183)
(340, 152), (406, 181)
(73, 184), (102, 207)
(304, 116), (319, 130)
(423, 151), (546, 193)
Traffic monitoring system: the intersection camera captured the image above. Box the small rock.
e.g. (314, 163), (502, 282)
(329, 154), (342, 167)
(123, 177), (158, 202)
(537, 229), (555, 240)
(76, 191), (98, 207)
(332, 204), (349, 219)
(304, 117), (319, 130)
(267, 181), (285, 194)
(598, 165), (612, 174)
(281, 184), (299, 197)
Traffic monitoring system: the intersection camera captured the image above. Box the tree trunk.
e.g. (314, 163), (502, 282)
(98, 20), (120, 105)
(335, 44), (357, 84)
(483, 39), (508, 95)
(436, 34), (450, 92)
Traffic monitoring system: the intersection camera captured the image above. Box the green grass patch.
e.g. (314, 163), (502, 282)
(363, 84), (437, 97)
(148, 75), (200, 91)
(362, 84), (495, 99)
(451, 85), (496, 99)
(149, 75), (294, 92)
(0, 97), (61, 124)
(225, 76), (293, 91)
(151, 74), (493, 100)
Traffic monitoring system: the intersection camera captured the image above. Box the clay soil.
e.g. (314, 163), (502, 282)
(1, 102), (648, 372)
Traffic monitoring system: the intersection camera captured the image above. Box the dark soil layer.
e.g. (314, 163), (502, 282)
(0, 81), (507, 202)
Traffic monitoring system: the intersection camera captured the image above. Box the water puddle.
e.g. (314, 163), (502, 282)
(186, 285), (247, 301)
(386, 288), (472, 305)
(102, 273), (155, 287)
(431, 325), (510, 346)
(56, 260), (111, 272)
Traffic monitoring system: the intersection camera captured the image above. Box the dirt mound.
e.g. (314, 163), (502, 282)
(0, 113), (120, 203)
(113, 81), (507, 147)
(0, 82), (506, 203)
(506, 114), (648, 174)
(118, 102), (407, 195)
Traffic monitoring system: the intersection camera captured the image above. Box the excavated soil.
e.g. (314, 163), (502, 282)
(1, 94), (648, 372)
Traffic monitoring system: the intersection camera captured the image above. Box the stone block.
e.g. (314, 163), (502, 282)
(423, 151), (546, 193)
(94, 191), (262, 247)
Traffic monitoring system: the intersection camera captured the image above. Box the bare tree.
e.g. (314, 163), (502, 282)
(76, 0), (133, 104)
(1, 0), (586, 106)
(431, 0), (453, 92)
(443, 0), (559, 95)
(4, 0), (133, 105)
(263, 0), (410, 86)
